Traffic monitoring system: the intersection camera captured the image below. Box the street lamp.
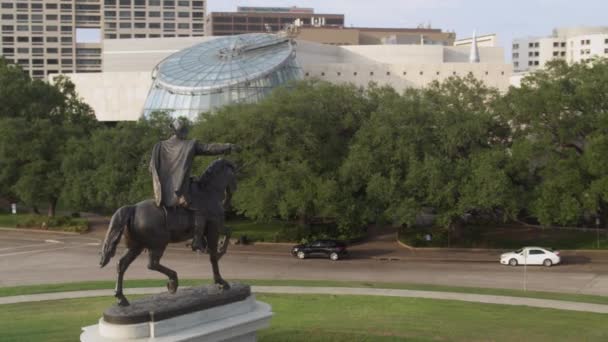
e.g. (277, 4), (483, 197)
(597, 217), (601, 249)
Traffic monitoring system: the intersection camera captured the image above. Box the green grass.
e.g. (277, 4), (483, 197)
(2, 279), (608, 305)
(1, 294), (607, 342)
(400, 225), (608, 250)
(227, 219), (289, 242)
(0, 213), (89, 233)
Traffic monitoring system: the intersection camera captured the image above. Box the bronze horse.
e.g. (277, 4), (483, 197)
(99, 159), (236, 306)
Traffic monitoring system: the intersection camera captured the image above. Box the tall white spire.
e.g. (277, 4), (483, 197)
(469, 30), (480, 63)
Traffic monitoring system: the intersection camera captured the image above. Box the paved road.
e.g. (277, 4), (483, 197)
(1, 229), (607, 296)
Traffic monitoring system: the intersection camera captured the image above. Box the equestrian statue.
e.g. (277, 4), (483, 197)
(99, 120), (240, 306)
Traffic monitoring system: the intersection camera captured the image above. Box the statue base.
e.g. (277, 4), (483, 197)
(80, 283), (272, 341)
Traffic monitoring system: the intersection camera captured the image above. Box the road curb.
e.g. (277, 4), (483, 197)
(0, 227), (82, 235)
(251, 242), (294, 247)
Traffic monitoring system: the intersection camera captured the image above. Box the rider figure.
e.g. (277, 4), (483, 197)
(149, 119), (238, 253)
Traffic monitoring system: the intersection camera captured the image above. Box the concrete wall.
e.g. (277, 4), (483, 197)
(297, 27), (360, 45)
(303, 63), (511, 93)
(67, 36), (511, 121)
(103, 37), (214, 72)
(67, 71), (152, 121)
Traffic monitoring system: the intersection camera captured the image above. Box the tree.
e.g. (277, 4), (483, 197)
(61, 111), (173, 212)
(504, 59), (608, 226)
(340, 75), (516, 233)
(0, 60), (97, 216)
(191, 81), (377, 234)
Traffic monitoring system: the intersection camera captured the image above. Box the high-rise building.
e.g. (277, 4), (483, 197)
(0, 0), (206, 79)
(512, 26), (608, 73)
(206, 6), (344, 36)
(206, 7), (454, 46)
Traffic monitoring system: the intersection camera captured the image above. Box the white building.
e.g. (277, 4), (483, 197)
(512, 26), (608, 73)
(454, 33), (498, 48)
(64, 34), (511, 121)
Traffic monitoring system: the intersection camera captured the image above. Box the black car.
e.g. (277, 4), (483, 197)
(291, 240), (348, 261)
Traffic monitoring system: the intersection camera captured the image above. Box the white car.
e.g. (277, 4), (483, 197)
(500, 247), (561, 267)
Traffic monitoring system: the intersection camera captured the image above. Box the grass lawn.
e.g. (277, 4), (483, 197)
(0, 213), (89, 233)
(227, 219), (289, 242)
(1, 294), (607, 342)
(2, 279), (608, 305)
(400, 225), (608, 250)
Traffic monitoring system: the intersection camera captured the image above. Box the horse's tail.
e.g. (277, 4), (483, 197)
(100, 205), (134, 268)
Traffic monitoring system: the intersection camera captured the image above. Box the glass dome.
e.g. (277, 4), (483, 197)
(143, 33), (302, 120)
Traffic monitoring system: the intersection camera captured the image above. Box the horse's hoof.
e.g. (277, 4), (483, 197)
(216, 280), (230, 291)
(167, 279), (178, 294)
(116, 296), (130, 307)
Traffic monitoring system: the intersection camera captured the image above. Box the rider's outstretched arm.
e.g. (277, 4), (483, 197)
(194, 142), (234, 156)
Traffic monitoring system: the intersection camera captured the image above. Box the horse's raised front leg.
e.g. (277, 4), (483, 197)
(148, 247), (179, 294)
(115, 247), (143, 306)
(206, 219), (230, 290)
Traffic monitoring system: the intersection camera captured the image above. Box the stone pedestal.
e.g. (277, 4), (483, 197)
(80, 283), (272, 342)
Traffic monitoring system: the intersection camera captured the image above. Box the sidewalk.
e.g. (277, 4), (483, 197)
(1, 286), (607, 314)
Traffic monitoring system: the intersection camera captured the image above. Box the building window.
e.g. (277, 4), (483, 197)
(535, 42), (539, 48)
(370, 71), (374, 76)
(337, 72), (341, 76)
(534, 61), (539, 66)
(321, 72), (325, 76)
(513, 62), (519, 68)
(561, 42), (566, 47)
(304, 72), (309, 77)
(553, 42), (559, 48)
(553, 51), (559, 57)
(353, 72), (357, 76)
(419, 71), (424, 75)
(512, 43), (519, 50)
(512, 53), (519, 58)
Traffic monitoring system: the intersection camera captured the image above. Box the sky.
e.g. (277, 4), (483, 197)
(208, 0), (608, 59)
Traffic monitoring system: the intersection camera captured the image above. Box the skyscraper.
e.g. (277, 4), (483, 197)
(0, 0), (206, 79)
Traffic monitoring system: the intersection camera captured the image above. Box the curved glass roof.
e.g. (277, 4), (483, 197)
(154, 33), (295, 94)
